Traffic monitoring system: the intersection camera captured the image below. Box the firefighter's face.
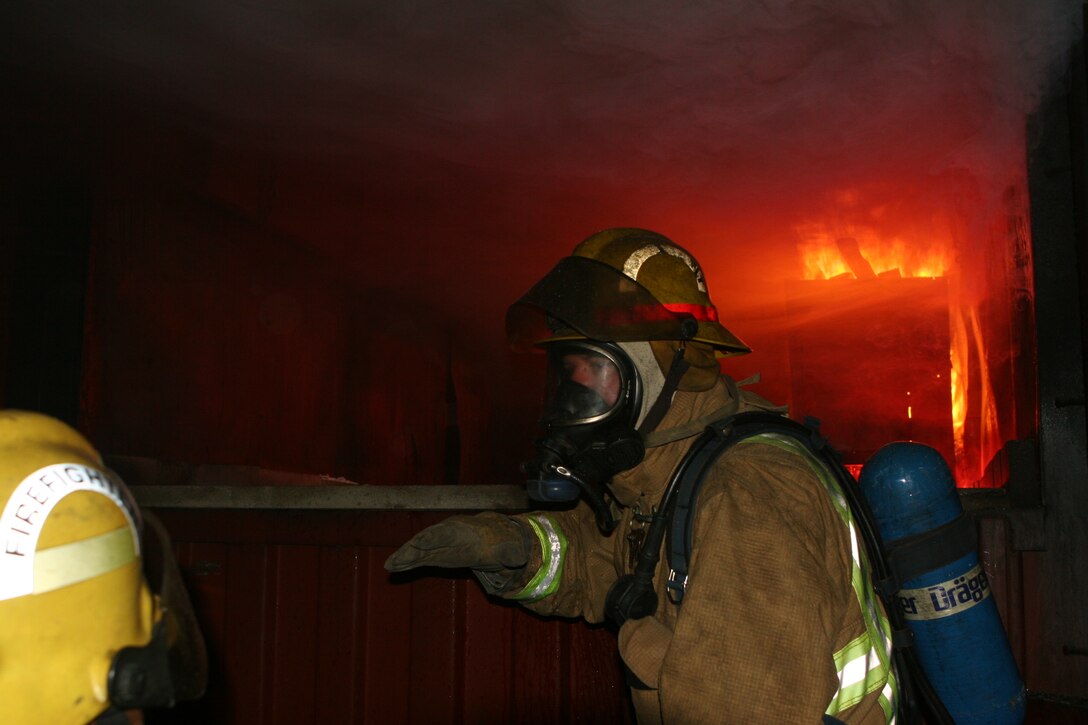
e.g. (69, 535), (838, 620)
(561, 352), (621, 407)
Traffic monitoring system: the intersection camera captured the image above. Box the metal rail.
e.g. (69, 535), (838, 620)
(108, 455), (530, 511)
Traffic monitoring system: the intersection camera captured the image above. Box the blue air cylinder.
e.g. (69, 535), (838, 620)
(859, 442), (1025, 725)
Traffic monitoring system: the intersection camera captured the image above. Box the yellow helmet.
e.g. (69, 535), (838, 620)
(0, 410), (205, 724)
(507, 228), (750, 355)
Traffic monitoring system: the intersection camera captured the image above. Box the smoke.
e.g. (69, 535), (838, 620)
(8, 0), (1080, 322)
(8, 2), (1081, 163)
(5, 0), (1080, 480)
(9, 1), (1079, 256)
(7, 0), (1081, 265)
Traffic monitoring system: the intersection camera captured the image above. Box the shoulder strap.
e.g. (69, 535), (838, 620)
(662, 412), (953, 725)
(665, 411), (824, 603)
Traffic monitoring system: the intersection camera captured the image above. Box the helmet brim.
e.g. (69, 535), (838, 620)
(507, 256), (750, 355)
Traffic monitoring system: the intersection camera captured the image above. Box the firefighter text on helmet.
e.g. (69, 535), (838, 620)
(0, 410), (207, 725)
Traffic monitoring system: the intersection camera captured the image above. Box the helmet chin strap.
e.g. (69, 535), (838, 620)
(636, 343), (689, 437)
(641, 374), (790, 448)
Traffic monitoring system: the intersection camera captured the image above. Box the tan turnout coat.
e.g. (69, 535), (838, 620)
(506, 377), (894, 724)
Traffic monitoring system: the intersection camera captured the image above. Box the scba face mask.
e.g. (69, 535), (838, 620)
(523, 341), (644, 531)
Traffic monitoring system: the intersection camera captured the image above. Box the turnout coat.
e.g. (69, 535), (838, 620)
(502, 377), (896, 724)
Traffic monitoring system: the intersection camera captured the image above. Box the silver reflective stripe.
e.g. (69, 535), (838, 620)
(512, 513), (567, 602)
(621, 244), (707, 291)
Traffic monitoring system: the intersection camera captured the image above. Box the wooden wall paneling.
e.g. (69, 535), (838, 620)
(1027, 71), (1088, 697)
(149, 509), (644, 723)
(407, 574), (461, 723)
(461, 585), (515, 723)
(84, 181), (353, 474)
(511, 614), (567, 725)
(268, 544), (321, 724)
(362, 545), (413, 722)
(349, 323), (449, 486)
(566, 624), (633, 724)
(224, 543), (272, 724)
(315, 545), (364, 723)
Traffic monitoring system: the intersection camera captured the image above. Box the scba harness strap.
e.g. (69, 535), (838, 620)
(605, 411), (954, 725)
(664, 412), (838, 603)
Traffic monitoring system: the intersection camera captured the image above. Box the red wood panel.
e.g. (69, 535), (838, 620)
(407, 574), (460, 722)
(461, 586), (515, 723)
(153, 508), (1052, 725)
(268, 545), (321, 724)
(568, 624), (635, 723)
(511, 615), (567, 724)
(315, 546), (364, 723)
(361, 545), (414, 722)
(146, 509), (632, 725)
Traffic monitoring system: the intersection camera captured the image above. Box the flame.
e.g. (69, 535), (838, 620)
(949, 314), (968, 468)
(797, 226), (951, 280)
(799, 240), (852, 279)
(796, 221), (970, 482)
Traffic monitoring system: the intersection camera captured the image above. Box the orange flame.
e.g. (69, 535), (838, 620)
(949, 313), (968, 468)
(797, 225), (951, 280)
(797, 223), (967, 481)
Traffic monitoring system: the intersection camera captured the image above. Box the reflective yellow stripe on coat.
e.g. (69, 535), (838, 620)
(738, 434), (898, 724)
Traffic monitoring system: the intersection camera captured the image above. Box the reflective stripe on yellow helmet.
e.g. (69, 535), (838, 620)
(33, 525), (137, 595)
(1, 462), (140, 601)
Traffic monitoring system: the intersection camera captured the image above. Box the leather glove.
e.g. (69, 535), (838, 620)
(384, 512), (532, 573)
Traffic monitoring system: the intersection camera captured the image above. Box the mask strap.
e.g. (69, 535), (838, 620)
(636, 344), (689, 436)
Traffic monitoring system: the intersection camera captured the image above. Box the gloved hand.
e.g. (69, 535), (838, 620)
(384, 512), (532, 573)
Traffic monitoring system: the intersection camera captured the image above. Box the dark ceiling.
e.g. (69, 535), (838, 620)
(8, 2), (1081, 191)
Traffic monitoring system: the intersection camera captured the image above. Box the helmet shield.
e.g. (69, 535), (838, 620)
(541, 342), (630, 428)
(110, 510), (209, 708)
(507, 256), (697, 352)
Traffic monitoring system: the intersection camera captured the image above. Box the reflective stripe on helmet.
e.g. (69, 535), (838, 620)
(0, 463), (141, 601)
(621, 243), (707, 292)
(661, 302), (719, 322)
(736, 434), (898, 723)
(512, 513), (568, 602)
(33, 525), (136, 595)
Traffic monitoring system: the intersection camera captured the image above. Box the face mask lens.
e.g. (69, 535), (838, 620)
(563, 353), (620, 405)
(542, 345), (625, 426)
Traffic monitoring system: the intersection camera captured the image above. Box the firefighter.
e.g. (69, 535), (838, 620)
(386, 228), (897, 723)
(0, 410), (206, 724)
